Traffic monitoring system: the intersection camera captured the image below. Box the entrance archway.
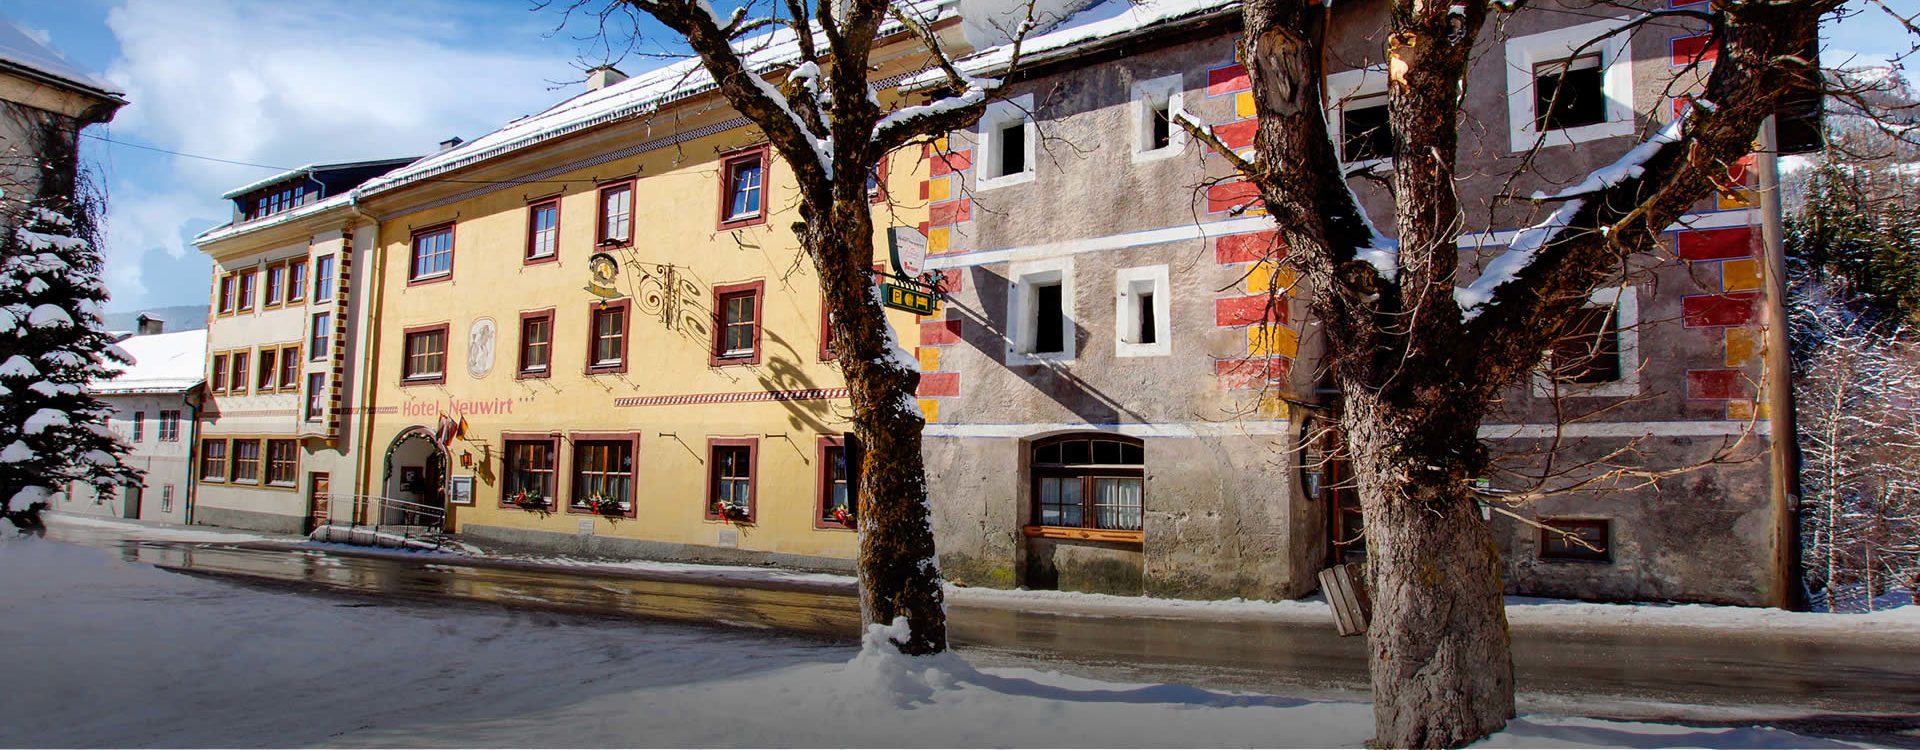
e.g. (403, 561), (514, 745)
(382, 426), (448, 529)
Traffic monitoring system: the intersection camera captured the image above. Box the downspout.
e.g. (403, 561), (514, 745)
(1757, 116), (1804, 610)
(184, 388), (202, 525)
(346, 191), (385, 525)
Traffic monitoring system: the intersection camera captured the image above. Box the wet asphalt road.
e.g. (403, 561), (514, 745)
(47, 521), (1920, 743)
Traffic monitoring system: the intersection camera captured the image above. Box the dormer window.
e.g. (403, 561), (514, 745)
(246, 184), (311, 221)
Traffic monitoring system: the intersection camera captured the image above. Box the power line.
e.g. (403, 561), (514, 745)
(81, 132), (294, 171)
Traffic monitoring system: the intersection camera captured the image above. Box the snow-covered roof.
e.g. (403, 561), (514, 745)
(353, 0), (955, 199)
(91, 329), (207, 395)
(219, 157), (422, 199)
(0, 16), (121, 100)
(923, 0), (1235, 84)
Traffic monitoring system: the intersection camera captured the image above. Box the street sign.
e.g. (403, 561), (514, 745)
(882, 281), (938, 315)
(888, 226), (928, 278)
(585, 252), (620, 298)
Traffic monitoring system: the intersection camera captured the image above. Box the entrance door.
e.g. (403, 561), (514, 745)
(307, 472), (331, 532)
(122, 482), (142, 520)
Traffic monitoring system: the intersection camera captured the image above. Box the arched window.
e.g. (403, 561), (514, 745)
(1031, 435), (1144, 532)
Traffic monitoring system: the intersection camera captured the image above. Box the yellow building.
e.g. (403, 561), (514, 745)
(346, 59), (932, 565)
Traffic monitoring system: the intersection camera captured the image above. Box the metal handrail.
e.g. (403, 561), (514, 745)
(313, 493), (446, 530)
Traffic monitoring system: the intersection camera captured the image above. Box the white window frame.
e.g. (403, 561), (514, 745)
(1532, 285), (1640, 398)
(1006, 256), (1075, 365)
(1504, 17), (1637, 153)
(976, 94), (1037, 191)
(1114, 265), (1172, 358)
(1130, 75), (1187, 163)
(1325, 66), (1391, 169)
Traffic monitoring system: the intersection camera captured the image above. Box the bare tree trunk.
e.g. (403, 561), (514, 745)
(1343, 392), (1515, 748)
(805, 198), (946, 655)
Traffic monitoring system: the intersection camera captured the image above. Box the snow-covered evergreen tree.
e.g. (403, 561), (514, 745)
(0, 179), (139, 534)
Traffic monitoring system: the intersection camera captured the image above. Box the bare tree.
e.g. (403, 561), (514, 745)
(1175, 0), (1894, 745)
(571, 0), (1035, 654)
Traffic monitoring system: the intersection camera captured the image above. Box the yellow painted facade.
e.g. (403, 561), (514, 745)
(351, 88), (928, 562)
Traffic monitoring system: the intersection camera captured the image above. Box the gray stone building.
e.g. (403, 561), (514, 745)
(911, 0), (1795, 605)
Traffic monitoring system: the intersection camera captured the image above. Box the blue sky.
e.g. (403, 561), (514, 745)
(0, 0), (1912, 313)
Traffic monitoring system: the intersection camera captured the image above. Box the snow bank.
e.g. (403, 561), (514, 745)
(0, 539), (1873, 748)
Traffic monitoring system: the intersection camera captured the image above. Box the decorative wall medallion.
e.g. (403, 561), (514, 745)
(468, 317), (497, 379)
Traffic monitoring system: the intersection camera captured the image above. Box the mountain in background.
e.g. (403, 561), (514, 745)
(103, 305), (207, 334)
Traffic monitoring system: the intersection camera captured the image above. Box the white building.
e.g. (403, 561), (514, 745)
(55, 324), (206, 523)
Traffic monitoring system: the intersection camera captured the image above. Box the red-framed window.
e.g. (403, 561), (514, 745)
(711, 280), (764, 366)
(409, 223), (455, 283)
(517, 308), (555, 378)
(816, 435), (855, 529)
(236, 269), (257, 312)
(526, 198), (561, 263)
(717, 145), (769, 230)
(586, 299), (630, 374)
(199, 439), (228, 482)
(210, 353), (229, 393)
(286, 258), (308, 303)
(867, 155), (889, 204)
(217, 274), (236, 315)
(597, 180), (634, 247)
(278, 345), (300, 392)
(313, 254), (336, 302)
(569, 433), (638, 517)
(309, 312), (331, 361)
(501, 432), (560, 508)
(401, 324), (449, 385)
(707, 437), (757, 522)
(265, 263), (286, 306)
(819, 299), (836, 362)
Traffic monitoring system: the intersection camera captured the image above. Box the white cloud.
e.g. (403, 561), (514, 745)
(96, 0), (577, 309)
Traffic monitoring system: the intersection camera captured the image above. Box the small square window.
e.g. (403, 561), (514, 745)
(1551, 305), (1620, 384)
(519, 310), (554, 377)
(977, 95), (1037, 189)
(1539, 518), (1611, 562)
(231, 439), (262, 484)
(527, 199), (560, 262)
(1115, 265), (1171, 358)
(1533, 55), (1606, 131)
(712, 282), (763, 366)
(718, 147), (769, 229)
(571, 438), (635, 515)
(199, 439), (228, 482)
(1341, 95), (1392, 163)
(158, 410), (181, 442)
(1008, 261), (1074, 363)
(266, 439), (298, 487)
(1131, 74), (1186, 161)
(503, 438), (558, 507)
(410, 225), (454, 282)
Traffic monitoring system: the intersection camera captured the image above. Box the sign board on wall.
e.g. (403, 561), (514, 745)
(882, 282), (939, 315)
(888, 226), (927, 278)
(449, 476), (474, 506)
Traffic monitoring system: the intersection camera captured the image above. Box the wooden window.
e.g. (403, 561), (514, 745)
(211, 353), (229, 393)
(1341, 95), (1392, 162)
(304, 372), (327, 421)
(236, 270), (256, 312)
(402, 325), (449, 384)
(278, 345), (300, 392)
(266, 439), (298, 487)
(231, 439), (262, 484)
(313, 255), (336, 301)
(518, 309), (554, 378)
(866, 155), (889, 204)
(570, 437), (636, 516)
(158, 410), (181, 442)
(526, 199), (560, 263)
(199, 439), (228, 482)
(718, 146), (769, 229)
(711, 281), (763, 366)
(286, 258), (308, 303)
(218, 274), (235, 315)
(597, 181), (633, 247)
(1029, 435), (1144, 535)
(256, 348), (277, 392)
(707, 438), (757, 522)
(265, 263), (286, 306)
(229, 350), (249, 395)
(1550, 306), (1621, 384)
(130, 411), (144, 443)
(816, 436), (856, 529)
(1534, 55), (1605, 131)
(501, 435), (559, 507)
(586, 300), (629, 374)
(309, 312), (331, 361)
(1539, 518), (1611, 562)
(409, 224), (454, 283)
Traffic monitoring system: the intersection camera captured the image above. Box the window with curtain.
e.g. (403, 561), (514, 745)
(1031, 435), (1144, 532)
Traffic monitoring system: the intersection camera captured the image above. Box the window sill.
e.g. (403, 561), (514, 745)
(1022, 525), (1142, 544)
(717, 213), (766, 231)
(524, 253), (559, 266)
(399, 375), (446, 387)
(407, 272), (453, 287)
(516, 367), (552, 380)
(710, 353), (761, 368)
(585, 363), (626, 376)
(1509, 118), (1635, 153)
(975, 171), (1035, 192)
(1130, 143), (1188, 164)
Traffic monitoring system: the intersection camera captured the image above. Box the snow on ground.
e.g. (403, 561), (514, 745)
(0, 537), (1868, 749)
(47, 512), (279, 544)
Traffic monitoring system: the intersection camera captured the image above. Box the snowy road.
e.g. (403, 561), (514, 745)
(0, 534), (1890, 749)
(33, 518), (1920, 746)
